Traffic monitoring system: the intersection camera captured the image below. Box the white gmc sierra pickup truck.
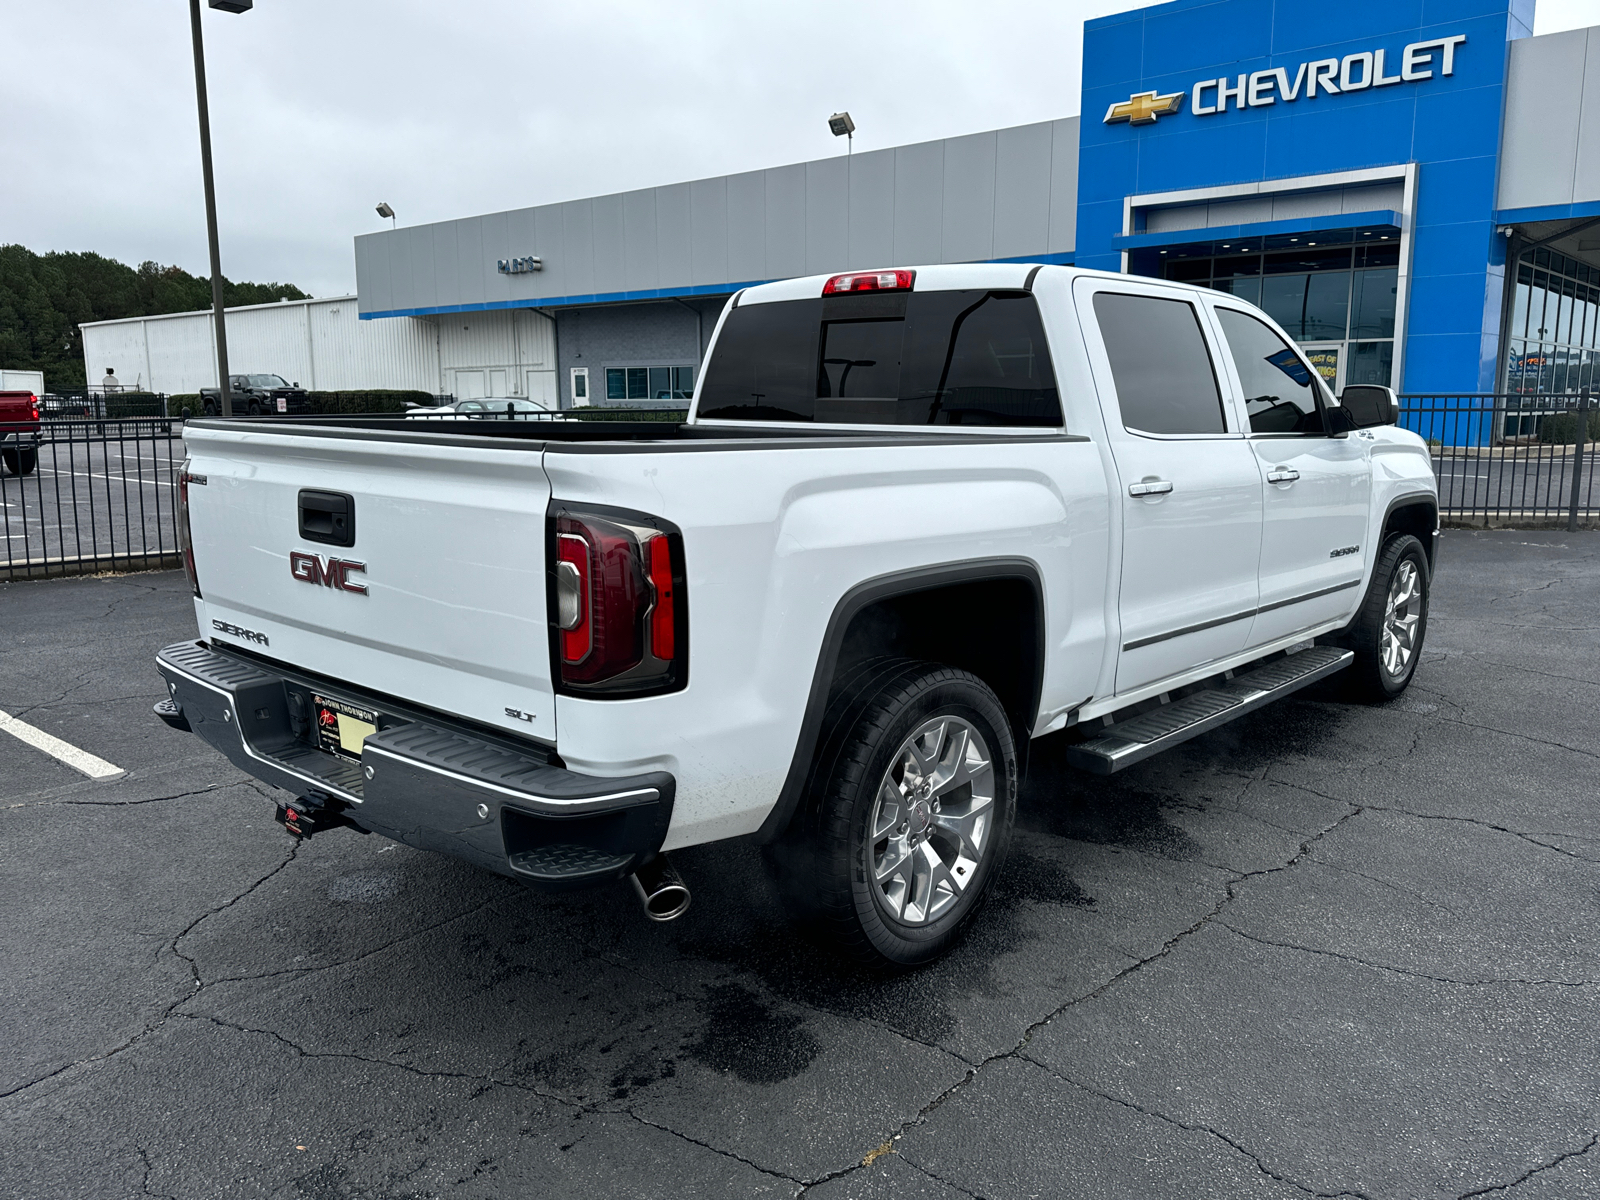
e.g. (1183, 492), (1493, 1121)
(155, 263), (1437, 965)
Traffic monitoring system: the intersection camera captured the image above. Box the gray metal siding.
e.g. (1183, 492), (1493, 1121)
(1048, 118), (1079, 253)
(592, 192), (627, 295)
(690, 176), (729, 286)
(942, 132), (998, 264)
(1498, 26), (1598, 213)
(656, 183), (694, 290)
(726, 169), (766, 282)
(805, 155), (850, 276)
(847, 148), (897, 270)
(763, 163), (808, 279)
(355, 117), (1080, 316)
(994, 122), (1054, 259)
(893, 138), (945, 265)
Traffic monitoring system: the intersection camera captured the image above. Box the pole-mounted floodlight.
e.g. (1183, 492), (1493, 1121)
(376, 202), (396, 229)
(191, 0), (250, 418)
(829, 111), (855, 155)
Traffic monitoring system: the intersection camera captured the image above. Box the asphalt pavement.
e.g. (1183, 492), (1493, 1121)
(1, 531), (1597, 1199)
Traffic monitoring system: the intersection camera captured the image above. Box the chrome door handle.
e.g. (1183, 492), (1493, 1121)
(1128, 479), (1174, 497)
(1266, 467), (1300, 484)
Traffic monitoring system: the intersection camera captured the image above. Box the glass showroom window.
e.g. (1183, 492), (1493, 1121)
(605, 365), (697, 403)
(1504, 247), (1600, 396)
(1162, 239), (1399, 387)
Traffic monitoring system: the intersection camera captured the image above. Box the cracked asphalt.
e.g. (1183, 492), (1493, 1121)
(2, 530), (1597, 1200)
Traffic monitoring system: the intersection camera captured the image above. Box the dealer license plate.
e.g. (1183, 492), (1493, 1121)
(312, 694), (377, 763)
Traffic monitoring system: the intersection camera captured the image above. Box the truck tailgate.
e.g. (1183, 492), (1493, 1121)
(183, 425), (556, 744)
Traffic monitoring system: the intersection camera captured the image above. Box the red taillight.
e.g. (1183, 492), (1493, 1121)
(557, 532), (592, 664)
(647, 534), (675, 661)
(178, 460), (201, 598)
(551, 508), (685, 696)
(29, 395), (39, 422)
(822, 269), (914, 295)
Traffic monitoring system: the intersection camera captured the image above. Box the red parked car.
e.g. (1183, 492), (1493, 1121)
(0, 390), (40, 476)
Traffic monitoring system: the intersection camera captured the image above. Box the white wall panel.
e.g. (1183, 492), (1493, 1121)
(82, 297), (447, 395)
(1498, 26), (1595, 211)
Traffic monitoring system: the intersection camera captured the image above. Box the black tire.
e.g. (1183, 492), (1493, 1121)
(203, 400), (218, 417)
(1337, 533), (1430, 702)
(1, 447), (36, 476)
(247, 400), (262, 416)
(780, 659), (1017, 966)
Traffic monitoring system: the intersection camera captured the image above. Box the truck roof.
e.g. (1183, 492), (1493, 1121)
(734, 262), (1216, 307)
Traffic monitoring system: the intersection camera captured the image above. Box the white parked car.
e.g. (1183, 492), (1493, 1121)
(156, 263), (1436, 964)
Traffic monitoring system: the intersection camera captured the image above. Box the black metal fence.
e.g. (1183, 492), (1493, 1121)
(2, 398), (1594, 584)
(2, 419), (187, 581)
(1405, 393), (1595, 529)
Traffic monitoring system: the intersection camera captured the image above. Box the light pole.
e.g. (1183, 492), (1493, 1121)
(188, 0), (250, 417)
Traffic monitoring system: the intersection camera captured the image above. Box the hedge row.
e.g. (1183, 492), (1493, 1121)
(1537, 408), (1600, 445)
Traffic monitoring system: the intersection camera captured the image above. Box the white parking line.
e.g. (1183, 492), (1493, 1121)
(0, 710), (125, 781)
(34, 468), (173, 488)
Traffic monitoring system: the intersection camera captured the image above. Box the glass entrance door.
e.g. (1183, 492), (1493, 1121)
(1300, 343), (1344, 393)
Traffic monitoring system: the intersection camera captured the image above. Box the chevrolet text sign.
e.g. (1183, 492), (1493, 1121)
(1103, 34), (1466, 124)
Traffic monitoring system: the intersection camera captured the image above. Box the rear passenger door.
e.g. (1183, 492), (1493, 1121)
(1210, 305), (1371, 647)
(1075, 280), (1264, 696)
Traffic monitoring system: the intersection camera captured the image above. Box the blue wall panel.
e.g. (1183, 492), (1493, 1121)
(1079, 0), (1527, 393)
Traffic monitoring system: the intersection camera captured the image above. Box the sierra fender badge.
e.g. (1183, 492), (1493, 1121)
(290, 551), (368, 594)
(1329, 545), (1360, 559)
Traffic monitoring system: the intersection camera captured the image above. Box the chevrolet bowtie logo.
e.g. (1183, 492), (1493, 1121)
(1104, 90), (1184, 125)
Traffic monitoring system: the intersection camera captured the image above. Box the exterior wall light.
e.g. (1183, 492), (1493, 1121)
(829, 111), (856, 154)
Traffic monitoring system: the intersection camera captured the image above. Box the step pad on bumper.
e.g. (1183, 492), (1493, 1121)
(1064, 646), (1353, 775)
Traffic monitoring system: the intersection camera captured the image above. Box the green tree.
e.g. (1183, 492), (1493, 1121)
(0, 244), (307, 391)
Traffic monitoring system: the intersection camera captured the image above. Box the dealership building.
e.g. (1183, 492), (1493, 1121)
(85, 0), (1600, 407)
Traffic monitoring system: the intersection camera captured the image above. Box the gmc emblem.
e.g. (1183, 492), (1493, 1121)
(290, 550), (368, 595)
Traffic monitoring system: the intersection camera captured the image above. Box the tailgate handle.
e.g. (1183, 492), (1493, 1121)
(298, 490), (355, 547)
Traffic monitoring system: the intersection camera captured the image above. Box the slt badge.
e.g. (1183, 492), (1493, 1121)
(290, 551), (368, 594)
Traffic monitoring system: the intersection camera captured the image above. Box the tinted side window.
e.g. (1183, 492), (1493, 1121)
(1214, 308), (1325, 434)
(1092, 293), (1226, 435)
(916, 292), (1062, 426)
(694, 298), (822, 421)
(696, 290), (1062, 426)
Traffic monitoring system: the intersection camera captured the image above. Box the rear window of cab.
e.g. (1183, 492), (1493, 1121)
(695, 289), (1063, 427)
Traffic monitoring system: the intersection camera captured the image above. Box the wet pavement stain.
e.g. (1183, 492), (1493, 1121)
(1185, 692), (1349, 772)
(608, 1050), (677, 1101)
(991, 847), (1096, 909)
(1018, 751), (1203, 861)
(685, 982), (821, 1084)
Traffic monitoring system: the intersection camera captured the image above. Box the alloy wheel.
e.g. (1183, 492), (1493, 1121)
(1381, 559), (1421, 678)
(867, 716), (995, 926)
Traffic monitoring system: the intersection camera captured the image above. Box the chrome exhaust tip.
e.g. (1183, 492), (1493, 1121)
(630, 854), (691, 922)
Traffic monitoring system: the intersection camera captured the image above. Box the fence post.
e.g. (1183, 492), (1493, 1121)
(1570, 389), (1590, 534)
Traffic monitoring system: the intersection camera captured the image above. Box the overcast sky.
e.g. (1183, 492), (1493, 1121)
(6, 1), (1597, 298)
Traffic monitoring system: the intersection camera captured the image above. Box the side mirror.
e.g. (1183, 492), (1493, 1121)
(293, 381), (300, 388)
(1338, 385), (1399, 428)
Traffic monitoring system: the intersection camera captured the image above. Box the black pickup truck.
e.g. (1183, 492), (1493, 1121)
(199, 374), (311, 417)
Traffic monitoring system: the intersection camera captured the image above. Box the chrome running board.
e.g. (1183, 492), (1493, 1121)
(1063, 646), (1353, 775)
